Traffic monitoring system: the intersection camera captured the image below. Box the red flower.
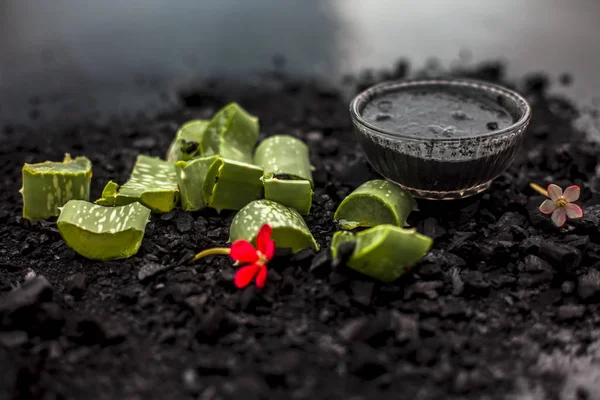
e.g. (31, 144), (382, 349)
(231, 224), (275, 289)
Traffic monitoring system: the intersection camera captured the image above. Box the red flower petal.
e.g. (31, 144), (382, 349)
(255, 265), (268, 288)
(263, 239), (275, 261)
(256, 224), (273, 254)
(234, 264), (260, 288)
(230, 240), (259, 263)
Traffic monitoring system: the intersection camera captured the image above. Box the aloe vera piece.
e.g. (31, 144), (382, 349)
(96, 180), (119, 203)
(96, 155), (179, 213)
(57, 200), (151, 261)
(21, 154), (92, 221)
(334, 180), (417, 230)
(175, 156), (220, 211)
(262, 174), (313, 215)
(254, 135), (313, 185)
(166, 119), (209, 162)
(204, 158), (264, 212)
(200, 103), (259, 164)
(331, 225), (432, 282)
(253, 135), (314, 214)
(176, 156), (263, 212)
(230, 200), (318, 252)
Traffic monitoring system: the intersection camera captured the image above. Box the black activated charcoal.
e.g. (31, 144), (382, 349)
(361, 89), (513, 138)
(1, 59), (599, 400)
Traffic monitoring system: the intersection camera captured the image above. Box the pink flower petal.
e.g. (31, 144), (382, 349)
(551, 208), (567, 227)
(234, 264), (260, 288)
(563, 185), (581, 202)
(230, 240), (259, 263)
(255, 265), (268, 288)
(539, 199), (557, 214)
(565, 203), (583, 219)
(547, 184), (563, 201)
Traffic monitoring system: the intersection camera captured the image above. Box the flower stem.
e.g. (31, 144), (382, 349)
(529, 183), (549, 197)
(189, 247), (231, 264)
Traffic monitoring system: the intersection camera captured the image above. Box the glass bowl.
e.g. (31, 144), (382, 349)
(349, 79), (532, 200)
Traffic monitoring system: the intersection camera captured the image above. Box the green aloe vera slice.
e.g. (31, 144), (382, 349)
(175, 156), (220, 211)
(254, 135), (314, 214)
(21, 154), (92, 221)
(176, 156), (263, 212)
(254, 135), (313, 185)
(262, 174), (313, 215)
(96, 155), (179, 213)
(200, 103), (259, 164)
(331, 225), (432, 282)
(57, 200), (151, 261)
(166, 119), (209, 162)
(334, 180), (417, 230)
(229, 200), (318, 252)
(203, 158), (264, 213)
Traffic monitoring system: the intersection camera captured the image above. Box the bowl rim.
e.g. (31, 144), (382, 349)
(349, 78), (532, 142)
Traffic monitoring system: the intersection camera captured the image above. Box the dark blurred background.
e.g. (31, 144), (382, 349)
(0, 0), (598, 127)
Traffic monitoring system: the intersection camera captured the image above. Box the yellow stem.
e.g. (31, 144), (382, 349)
(189, 247), (231, 264)
(529, 183), (549, 197)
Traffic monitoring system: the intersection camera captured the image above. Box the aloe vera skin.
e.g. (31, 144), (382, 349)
(200, 103), (259, 164)
(97, 155), (179, 213)
(262, 174), (313, 215)
(166, 119), (209, 162)
(334, 180), (416, 230)
(57, 200), (151, 261)
(229, 200), (318, 252)
(331, 225), (432, 282)
(21, 155), (92, 222)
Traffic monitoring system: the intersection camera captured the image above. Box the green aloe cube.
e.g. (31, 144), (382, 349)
(254, 135), (313, 215)
(21, 154), (92, 221)
(176, 156), (263, 213)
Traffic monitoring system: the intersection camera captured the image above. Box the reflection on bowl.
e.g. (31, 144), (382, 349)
(350, 79), (532, 200)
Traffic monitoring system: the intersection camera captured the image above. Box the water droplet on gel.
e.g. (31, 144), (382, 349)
(377, 101), (392, 112)
(376, 114), (391, 121)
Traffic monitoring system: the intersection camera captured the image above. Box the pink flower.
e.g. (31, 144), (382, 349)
(539, 184), (583, 227)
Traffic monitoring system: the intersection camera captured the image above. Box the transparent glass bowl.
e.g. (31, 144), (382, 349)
(349, 79), (532, 200)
